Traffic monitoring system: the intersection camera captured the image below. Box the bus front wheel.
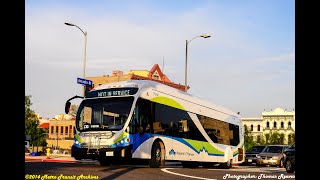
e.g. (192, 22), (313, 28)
(149, 142), (163, 168)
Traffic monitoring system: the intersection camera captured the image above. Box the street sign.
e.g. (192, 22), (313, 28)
(77, 77), (93, 86)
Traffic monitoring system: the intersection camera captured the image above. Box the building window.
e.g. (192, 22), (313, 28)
(65, 126), (68, 135)
(61, 126), (64, 134)
(266, 122), (269, 128)
(258, 125), (260, 131)
(281, 122), (284, 128)
(250, 124), (253, 131)
(288, 122), (291, 128)
(51, 126), (54, 134)
(273, 122), (277, 128)
(55, 126), (59, 133)
(244, 125), (247, 130)
(70, 125), (73, 135)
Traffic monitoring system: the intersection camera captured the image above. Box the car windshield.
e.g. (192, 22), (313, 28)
(76, 97), (134, 131)
(262, 146), (284, 153)
(248, 146), (266, 153)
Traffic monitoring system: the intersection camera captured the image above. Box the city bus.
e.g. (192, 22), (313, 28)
(65, 80), (244, 168)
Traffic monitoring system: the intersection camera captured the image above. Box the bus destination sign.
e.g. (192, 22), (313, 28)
(86, 87), (138, 98)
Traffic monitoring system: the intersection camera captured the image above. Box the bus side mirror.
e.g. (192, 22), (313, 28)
(65, 101), (71, 114)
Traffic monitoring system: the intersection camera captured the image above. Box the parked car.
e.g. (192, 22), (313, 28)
(29, 152), (41, 156)
(256, 145), (289, 167)
(283, 143), (295, 173)
(242, 145), (267, 165)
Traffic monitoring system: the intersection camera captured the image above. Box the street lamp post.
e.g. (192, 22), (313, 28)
(65, 22), (87, 95)
(185, 34), (211, 92)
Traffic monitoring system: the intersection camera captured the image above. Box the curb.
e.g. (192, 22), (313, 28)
(25, 157), (78, 163)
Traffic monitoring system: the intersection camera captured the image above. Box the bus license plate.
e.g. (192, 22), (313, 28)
(106, 152), (113, 156)
(248, 159), (252, 162)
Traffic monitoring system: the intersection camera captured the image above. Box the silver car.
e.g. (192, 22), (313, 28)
(256, 145), (289, 167)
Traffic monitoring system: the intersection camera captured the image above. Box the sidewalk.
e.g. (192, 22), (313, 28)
(25, 153), (79, 163)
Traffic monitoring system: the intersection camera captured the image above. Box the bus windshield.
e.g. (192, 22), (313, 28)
(76, 97), (134, 131)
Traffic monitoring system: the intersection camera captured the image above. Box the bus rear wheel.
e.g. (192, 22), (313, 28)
(149, 142), (163, 168)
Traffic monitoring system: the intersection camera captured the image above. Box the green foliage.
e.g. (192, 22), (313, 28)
(244, 125), (256, 151)
(263, 131), (286, 145)
(25, 95), (47, 151)
(256, 134), (265, 145)
(25, 95), (38, 123)
(288, 133), (295, 144)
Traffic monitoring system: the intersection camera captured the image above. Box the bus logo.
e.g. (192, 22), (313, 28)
(169, 149), (176, 155)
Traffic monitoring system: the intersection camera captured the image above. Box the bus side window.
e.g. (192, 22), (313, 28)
(153, 122), (162, 134)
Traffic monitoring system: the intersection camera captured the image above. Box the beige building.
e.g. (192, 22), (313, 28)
(242, 107), (295, 144)
(86, 64), (187, 92)
(46, 114), (75, 151)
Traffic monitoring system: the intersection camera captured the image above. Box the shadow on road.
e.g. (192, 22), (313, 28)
(100, 166), (139, 180)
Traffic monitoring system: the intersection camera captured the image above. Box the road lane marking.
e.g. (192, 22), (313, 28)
(207, 167), (285, 173)
(161, 168), (217, 180)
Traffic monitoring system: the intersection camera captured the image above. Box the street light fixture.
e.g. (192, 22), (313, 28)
(185, 34), (211, 92)
(65, 22), (87, 95)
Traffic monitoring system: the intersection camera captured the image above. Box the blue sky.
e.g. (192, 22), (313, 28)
(25, 0), (295, 118)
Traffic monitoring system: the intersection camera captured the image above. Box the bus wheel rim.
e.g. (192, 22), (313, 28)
(155, 148), (161, 162)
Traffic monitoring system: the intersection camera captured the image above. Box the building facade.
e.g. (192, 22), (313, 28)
(86, 64), (188, 92)
(242, 107), (295, 144)
(46, 114), (75, 151)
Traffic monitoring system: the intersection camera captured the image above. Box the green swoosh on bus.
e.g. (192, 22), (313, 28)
(150, 96), (185, 110)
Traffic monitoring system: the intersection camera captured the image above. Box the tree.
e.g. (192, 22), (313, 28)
(288, 133), (295, 144)
(264, 131), (285, 145)
(279, 133), (285, 145)
(256, 134), (265, 145)
(25, 95), (47, 152)
(34, 128), (48, 152)
(244, 125), (256, 151)
(25, 95), (38, 123)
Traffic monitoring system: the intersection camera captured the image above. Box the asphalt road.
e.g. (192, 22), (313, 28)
(25, 160), (295, 180)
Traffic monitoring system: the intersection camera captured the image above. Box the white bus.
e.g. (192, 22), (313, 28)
(65, 80), (244, 168)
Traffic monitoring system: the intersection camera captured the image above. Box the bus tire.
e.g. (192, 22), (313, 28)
(149, 141), (163, 168)
(72, 151), (83, 160)
(73, 154), (82, 160)
(220, 159), (232, 169)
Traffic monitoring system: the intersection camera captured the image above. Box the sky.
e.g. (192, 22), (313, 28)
(25, 0), (295, 119)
